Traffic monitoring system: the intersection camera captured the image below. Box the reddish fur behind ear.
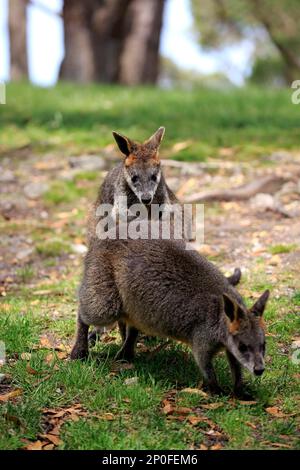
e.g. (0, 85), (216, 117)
(125, 154), (137, 167)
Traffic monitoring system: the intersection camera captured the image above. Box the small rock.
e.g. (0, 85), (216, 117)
(71, 243), (88, 255)
(250, 193), (276, 210)
(69, 155), (106, 171)
(291, 339), (300, 349)
(124, 377), (138, 386)
(0, 169), (16, 183)
(40, 211), (49, 219)
(16, 247), (34, 260)
(24, 182), (49, 200)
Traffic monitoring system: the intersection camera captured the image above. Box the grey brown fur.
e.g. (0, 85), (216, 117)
(71, 238), (269, 396)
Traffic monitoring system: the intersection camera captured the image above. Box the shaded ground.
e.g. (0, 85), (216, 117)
(0, 84), (299, 450)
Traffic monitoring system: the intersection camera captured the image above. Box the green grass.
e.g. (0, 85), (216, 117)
(268, 244), (298, 255)
(1, 82), (300, 159)
(0, 83), (299, 450)
(0, 286), (299, 450)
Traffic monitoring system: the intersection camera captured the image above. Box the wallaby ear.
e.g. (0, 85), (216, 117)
(251, 289), (270, 317)
(146, 127), (165, 149)
(112, 131), (134, 157)
(223, 293), (243, 334)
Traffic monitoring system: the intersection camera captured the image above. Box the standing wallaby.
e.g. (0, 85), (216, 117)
(71, 238), (269, 396)
(87, 127), (178, 243)
(86, 126), (242, 344)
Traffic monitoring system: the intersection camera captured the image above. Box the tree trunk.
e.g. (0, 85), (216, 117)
(119, 0), (165, 85)
(9, 0), (28, 80)
(91, 0), (132, 82)
(60, 0), (95, 82)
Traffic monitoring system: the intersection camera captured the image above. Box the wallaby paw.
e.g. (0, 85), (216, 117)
(88, 330), (100, 347)
(203, 383), (224, 396)
(233, 388), (254, 400)
(70, 347), (89, 361)
(115, 348), (135, 362)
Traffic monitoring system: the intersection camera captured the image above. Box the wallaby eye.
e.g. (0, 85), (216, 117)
(238, 343), (248, 353)
(151, 174), (157, 182)
(131, 175), (139, 184)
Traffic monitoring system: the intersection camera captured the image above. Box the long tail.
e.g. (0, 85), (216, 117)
(227, 267), (242, 286)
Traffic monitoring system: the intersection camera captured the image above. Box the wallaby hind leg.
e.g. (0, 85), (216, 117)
(115, 326), (139, 361)
(227, 268), (242, 286)
(71, 313), (89, 360)
(192, 334), (222, 394)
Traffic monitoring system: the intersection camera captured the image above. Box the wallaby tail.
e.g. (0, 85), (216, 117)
(227, 267), (242, 286)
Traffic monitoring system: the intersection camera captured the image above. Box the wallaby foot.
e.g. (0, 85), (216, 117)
(71, 314), (89, 360)
(203, 382), (224, 396)
(227, 268), (242, 286)
(115, 325), (139, 361)
(88, 326), (104, 346)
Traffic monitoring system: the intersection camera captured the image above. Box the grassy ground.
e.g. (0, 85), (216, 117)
(0, 83), (299, 450)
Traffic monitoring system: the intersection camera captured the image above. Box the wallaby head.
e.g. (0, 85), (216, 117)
(223, 289), (270, 376)
(112, 127), (165, 205)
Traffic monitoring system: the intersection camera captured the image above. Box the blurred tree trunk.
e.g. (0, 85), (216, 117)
(119, 0), (165, 85)
(60, 0), (95, 82)
(9, 0), (28, 80)
(60, 0), (164, 84)
(91, 0), (131, 82)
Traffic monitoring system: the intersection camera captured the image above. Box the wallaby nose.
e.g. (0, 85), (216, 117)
(254, 367), (265, 376)
(141, 195), (152, 205)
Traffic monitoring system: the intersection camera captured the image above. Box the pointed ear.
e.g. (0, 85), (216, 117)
(112, 131), (134, 157)
(146, 127), (165, 149)
(251, 289), (270, 317)
(223, 293), (243, 334)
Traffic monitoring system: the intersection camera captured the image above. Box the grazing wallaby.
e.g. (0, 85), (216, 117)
(71, 239), (269, 396)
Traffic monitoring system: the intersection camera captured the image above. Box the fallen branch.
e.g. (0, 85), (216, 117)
(184, 175), (287, 203)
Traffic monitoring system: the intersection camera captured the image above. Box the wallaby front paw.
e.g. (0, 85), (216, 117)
(70, 346), (89, 360)
(233, 387), (254, 400)
(203, 383), (224, 396)
(88, 330), (100, 347)
(115, 348), (134, 362)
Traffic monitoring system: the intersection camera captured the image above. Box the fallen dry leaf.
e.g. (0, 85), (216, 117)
(238, 400), (257, 405)
(181, 387), (208, 398)
(265, 406), (295, 418)
(175, 406), (192, 415)
(188, 416), (207, 426)
(43, 444), (54, 450)
(26, 364), (38, 375)
(210, 443), (223, 450)
(0, 388), (23, 402)
(39, 434), (62, 446)
(199, 444), (208, 451)
(162, 402), (174, 415)
(245, 421), (257, 430)
(201, 402), (223, 410)
(98, 412), (115, 421)
(25, 440), (44, 451)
